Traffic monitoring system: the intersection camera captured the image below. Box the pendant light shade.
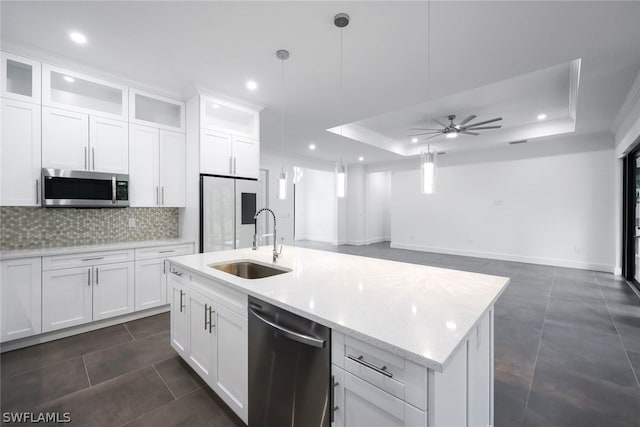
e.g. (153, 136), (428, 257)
(336, 160), (347, 198)
(421, 150), (437, 194)
(278, 169), (288, 200)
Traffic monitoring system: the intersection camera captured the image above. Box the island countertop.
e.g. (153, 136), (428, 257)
(168, 245), (510, 372)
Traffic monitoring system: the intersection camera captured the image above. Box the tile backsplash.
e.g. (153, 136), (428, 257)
(0, 207), (179, 250)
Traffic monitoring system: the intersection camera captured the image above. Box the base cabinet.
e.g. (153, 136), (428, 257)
(92, 262), (135, 320)
(135, 258), (167, 310)
(169, 266), (248, 424)
(0, 257), (42, 342)
(42, 267), (93, 332)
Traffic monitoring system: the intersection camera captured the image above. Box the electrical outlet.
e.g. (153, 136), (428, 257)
(128, 218), (136, 228)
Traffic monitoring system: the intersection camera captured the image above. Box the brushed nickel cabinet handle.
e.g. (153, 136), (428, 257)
(35, 179), (39, 204)
(84, 147), (87, 170)
(331, 375), (339, 422)
(161, 186), (165, 205)
(209, 307), (215, 333)
(95, 267), (99, 285)
(204, 303), (209, 330)
(87, 268), (91, 287)
(179, 290), (185, 312)
(156, 186), (159, 206)
(229, 156), (233, 174)
(233, 156), (237, 174)
(158, 250), (174, 254)
(92, 148), (95, 170)
(81, 257), (103, 261)
(347, 354), (393, 378)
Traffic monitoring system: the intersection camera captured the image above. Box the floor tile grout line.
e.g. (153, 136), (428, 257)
(152, 363), (177, 400)
(86, 353), (179, 389)
(123, 323), (136, 341)
(115, 383), (206, 427)
(593, 271), (640, 389)
(81, 326), (170, 360)
(520, 267), (555, 423)
(81, 354), (92, 388)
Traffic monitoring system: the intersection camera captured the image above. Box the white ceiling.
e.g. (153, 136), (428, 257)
(2, 1), (640, 165)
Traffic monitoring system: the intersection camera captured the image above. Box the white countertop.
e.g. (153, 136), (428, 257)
(0, 239), (195, 260)
(168, 246), (510, 372)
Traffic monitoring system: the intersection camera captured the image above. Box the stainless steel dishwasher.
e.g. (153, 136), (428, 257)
(248, 296), (331, 427)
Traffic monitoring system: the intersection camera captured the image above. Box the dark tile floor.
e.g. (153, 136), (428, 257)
(0, 241), (638, 426)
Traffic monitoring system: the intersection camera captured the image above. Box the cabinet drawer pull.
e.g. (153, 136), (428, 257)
(35, 179), (40, 204)
(171, 270), (183, 277)
(347, 354), (393, 378)
(92, 148), (95, 170)
(87, 268), (91, 287)
(95, 267), (99, 285)
(179, 290), (185, 312)
(204, 303), (210, 330)
(158, 250), (174, 254)
(81, 257), (104, 261)
(84, 147), (87, 170)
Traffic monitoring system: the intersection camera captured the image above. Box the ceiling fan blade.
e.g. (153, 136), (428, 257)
(409, 132), (441, 137)
(462, 125), (501, 131)
(465, 117), (503, 128)
(410, 128), (442, 131)
(434, 119), (448, 128)
(421, 134), (442, 140)
(458, 115), (477, 126)
(461, 131), (480, 136)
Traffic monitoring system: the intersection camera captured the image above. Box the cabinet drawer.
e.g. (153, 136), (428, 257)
(167, 264), (190, 286)
(43, 249), (134, 271)
(135, 244), (193, 260)
(190, 273), (247, 318)
(334, 332), (427, 411)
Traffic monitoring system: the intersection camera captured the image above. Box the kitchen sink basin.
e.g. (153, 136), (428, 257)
(209, 260), (291, 279)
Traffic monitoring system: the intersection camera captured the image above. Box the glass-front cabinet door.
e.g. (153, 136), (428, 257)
(1, 51), (41, 104)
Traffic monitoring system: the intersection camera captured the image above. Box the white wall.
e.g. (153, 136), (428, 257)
(366, 171), (391, 243)
(295, 168), (336, 243)
(389, 134), (615, 272)
(260, 149), (335, 245)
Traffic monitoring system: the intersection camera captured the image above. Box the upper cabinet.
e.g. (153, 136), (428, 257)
(130, 89), (185, 132)
(196, 94), (262, 179)
(1, 52), (41, 104)
(42, 64), (128, 121)
(200, 96), (259, 139)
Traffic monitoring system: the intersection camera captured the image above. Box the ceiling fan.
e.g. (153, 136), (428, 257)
(410, 114), (503, 140)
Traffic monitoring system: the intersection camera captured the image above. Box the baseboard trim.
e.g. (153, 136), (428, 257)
(390, 242), (614, 273)
(1, 305), (170, 353)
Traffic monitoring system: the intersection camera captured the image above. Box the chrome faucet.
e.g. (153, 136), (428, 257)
(253, 208), (282, 262)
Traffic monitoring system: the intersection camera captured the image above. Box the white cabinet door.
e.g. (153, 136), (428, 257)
(42, 107), (88, 171)
(200, 129), (232, 176)
(340, 369), (426, 427)
(1, 99), (41, 206)
(1, 51), (41, 104)
(42, 267), (93, 332)
(187, 290), (215, 381)
(89, 116), (128, 174)
(232, 135), (259, 179)
(468, 312), (491, 427)
(129, 124), (159, 206)
(213, 302), (248, 423)
(134, 258), (167, 311)
(159, 130), (185, 207)
(92, 262), (134, 320)
(169, 276), (189, 357)
(0, 258), (41, 342)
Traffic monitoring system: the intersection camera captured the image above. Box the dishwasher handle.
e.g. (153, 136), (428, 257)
(249, 307), (326, 348)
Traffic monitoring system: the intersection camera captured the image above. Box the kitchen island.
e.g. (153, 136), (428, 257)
(167, 245), (510, 427)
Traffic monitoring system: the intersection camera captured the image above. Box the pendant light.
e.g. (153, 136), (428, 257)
(334, 13), (349, 199)
(421, 146), (437, 194)
(421, 0), (438, 195)
(276, 49), (289, 200)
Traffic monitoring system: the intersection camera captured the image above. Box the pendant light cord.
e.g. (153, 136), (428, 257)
(426, 0), (431, 134)
(281, 56), (285, 155)
(340, 27), (344, 137)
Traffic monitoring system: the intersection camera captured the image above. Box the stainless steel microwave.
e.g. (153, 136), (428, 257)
(42, 169), (129, 208)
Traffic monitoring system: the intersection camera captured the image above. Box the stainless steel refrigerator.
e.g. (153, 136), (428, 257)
(200, 175), (263, 253)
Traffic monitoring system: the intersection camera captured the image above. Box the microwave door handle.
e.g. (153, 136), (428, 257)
(112, 176), (116, 204)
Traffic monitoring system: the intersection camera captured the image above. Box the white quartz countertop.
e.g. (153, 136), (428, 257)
(168, 246), (510, 372)
(0, 239), (195, 260)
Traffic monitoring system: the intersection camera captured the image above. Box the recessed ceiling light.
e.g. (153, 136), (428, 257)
(411, 137), (418, 143)
(212, 103), (220, 109)
(69, 32), (87, 45)
(246, 80), (257, 90)
(358, 156), (364, 162)
(446, 132), (458, 139)
(537, 113), (547, 120)
(63, 76), (75, 83)
(308, 144), (316, 150)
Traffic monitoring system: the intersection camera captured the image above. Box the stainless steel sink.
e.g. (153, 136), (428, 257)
(209, 260), (291, 279)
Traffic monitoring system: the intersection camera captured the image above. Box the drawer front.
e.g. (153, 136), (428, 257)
(43, 249), (134, 271)
(167, 263), (190, 286)
(190, 272), (247, 318)
(343, 335), (427, 411)
(135, 243), (194, 260)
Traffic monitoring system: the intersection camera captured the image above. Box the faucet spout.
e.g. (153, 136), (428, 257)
(253, 208), (282, 262)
